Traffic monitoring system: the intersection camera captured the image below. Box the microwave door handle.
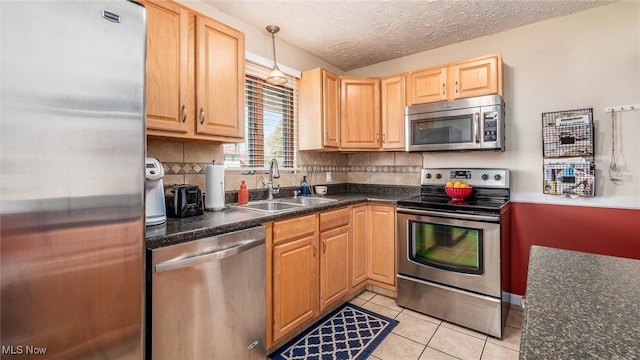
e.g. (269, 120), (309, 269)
(474, 112), (480, 143)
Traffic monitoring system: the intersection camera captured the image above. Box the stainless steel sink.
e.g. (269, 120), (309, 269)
(278, 197), (337, 206)
(235, 201), (304, 213)
(233, 197), (337, 213)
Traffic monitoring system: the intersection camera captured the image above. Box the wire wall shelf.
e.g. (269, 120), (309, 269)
(542, 108), (595, 197)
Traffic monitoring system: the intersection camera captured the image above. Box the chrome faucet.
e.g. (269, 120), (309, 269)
(267, 158), (280, 200)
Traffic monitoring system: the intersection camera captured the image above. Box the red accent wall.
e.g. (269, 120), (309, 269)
(511, 202), (640, 295)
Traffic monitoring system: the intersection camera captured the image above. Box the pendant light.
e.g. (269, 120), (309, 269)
(266, 25), (287, 86)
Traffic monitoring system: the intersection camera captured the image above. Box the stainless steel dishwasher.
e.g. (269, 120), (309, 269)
(148, 226), (266, 360)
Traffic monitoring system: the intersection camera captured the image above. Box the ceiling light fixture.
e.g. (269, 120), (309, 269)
(265, 25), (287, 86)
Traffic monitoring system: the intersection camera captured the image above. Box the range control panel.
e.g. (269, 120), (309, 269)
(421, 168), (510, 189)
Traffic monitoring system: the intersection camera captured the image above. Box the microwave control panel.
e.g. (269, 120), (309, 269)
(483, 112), (498, 142)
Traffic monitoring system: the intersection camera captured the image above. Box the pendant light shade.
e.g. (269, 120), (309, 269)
(266, 25), (287, 86)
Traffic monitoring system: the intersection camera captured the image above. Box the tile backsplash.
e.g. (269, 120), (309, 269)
(147, 139), (422, 195)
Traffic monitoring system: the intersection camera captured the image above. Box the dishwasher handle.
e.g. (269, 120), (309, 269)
(155, 236), (265, 274)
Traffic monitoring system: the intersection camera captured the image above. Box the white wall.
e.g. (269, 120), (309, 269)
(176, 0), (343, 74)
(349, 1), (640, 210)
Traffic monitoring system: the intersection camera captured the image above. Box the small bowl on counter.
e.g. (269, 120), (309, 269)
(314, 185), (328, 196)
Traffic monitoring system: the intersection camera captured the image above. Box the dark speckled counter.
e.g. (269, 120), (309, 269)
(145, 191), (413, 249)
(520, 245), (640, 359)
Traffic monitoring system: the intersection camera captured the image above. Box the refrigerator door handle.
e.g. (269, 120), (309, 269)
(155, 237), (265, 273)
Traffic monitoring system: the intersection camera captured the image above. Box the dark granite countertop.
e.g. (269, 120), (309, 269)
(520, 245), (640, 359)
(145, 191), (413, 249)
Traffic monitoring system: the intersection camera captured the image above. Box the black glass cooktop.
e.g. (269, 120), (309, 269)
(397, 186), (510, 215)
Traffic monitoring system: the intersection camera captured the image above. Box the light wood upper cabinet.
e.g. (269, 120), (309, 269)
(408, 53), (502, 105)
(450, 55), (501, 99)
(144, 1), (245, 142)
(340, 77), (381, 149)
(408, 67), (447, 105)
(298, 68), (340, 150)
(195, 16), (244, 139)
(380, 74), (407, 150)
(369, 204), (396, 287)
(351, 205), (369, 288)
(143, 0), (190, 133)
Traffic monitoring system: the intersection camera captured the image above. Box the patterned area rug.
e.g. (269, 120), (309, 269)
(270, 302), (398, 360)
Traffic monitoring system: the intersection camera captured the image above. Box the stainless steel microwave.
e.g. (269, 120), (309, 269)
(405, 94), (505, 152)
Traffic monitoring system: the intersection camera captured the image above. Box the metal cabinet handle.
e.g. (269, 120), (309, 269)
(455, 80), (459, 94)
(312, 242), (317, 256)
(199, 107), (205, 125)
(181, 104), (187, 123)
(155, 237), (265, 273)
(322, 239), (326, 253)
(382, 133), (386, 144)
(442, 83), (445, 96)
(376, 133), (380, 143)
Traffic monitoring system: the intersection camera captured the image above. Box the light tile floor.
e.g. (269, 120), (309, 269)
(350, 291), (522, 360)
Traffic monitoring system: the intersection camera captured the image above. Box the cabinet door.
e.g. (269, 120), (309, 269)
(381, 74), (406, 150)
(450, 55), (500, 99)
(272, 234), (318, 342)
(408, 66), (447, 105)
(369, 205), (396, 286)
(351, 205), (368, 288)
(323, 71), (340, 148)
(195, 16), (245, 139)
(144, 0), (189, 133)
(320, 226), (350, 311)
(340, 77), (380, 149)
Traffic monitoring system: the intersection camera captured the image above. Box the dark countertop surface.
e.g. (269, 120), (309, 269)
(520, 245), (640, 359)
(145, 192), (412, 249)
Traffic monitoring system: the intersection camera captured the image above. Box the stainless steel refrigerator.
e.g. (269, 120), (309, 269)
(1, 1), (146, 359)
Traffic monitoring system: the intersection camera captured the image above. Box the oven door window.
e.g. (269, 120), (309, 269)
(408, 221), (483, 275)
(411, 115), (474, 145)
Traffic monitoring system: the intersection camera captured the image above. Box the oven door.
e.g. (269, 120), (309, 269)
(397, 208), (501, 297)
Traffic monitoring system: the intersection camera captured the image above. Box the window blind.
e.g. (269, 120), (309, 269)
(224, 61), (298, 169)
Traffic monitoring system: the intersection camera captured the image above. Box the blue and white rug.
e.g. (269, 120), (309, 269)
(270, 302), (398, 360)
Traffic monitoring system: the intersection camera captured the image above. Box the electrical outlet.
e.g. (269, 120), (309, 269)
(326, 172), (332, 183)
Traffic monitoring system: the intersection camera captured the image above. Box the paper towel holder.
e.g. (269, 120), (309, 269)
(205, 160), (227, 211)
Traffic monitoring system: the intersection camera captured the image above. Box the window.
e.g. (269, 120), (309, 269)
(224, 62), (297, 169)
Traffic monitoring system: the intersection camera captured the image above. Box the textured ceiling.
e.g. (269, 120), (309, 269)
(205, 0), (615, 71)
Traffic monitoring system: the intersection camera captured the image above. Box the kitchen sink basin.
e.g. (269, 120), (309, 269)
(236, 201), (304, 213)
(278, 197), (337, 206)
(233, 197), (338, 213)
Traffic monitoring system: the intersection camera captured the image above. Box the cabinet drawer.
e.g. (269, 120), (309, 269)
(319, 207), (351, 232)
(273, 214), (317, 245)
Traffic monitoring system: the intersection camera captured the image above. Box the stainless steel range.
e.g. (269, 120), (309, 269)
(396, 168), (511, 338)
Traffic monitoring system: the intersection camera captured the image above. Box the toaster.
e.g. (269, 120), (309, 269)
(165, 184), (203, 218)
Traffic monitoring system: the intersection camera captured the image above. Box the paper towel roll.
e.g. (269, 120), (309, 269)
(205, 164), (225, 210)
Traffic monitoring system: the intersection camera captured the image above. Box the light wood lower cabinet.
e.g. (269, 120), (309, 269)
(267, 204), (395, 349)
(351, 204), (396, 288)
(369, 205), (396, 287)
(270, 214), (319, 344)
(319, 208), (351, 311)
(351, 205), (369, 288)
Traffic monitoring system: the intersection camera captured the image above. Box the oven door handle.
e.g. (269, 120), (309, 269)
(397, 208), (500, 222)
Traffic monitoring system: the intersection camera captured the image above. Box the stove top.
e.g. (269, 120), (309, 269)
(398, 168), (510, 215)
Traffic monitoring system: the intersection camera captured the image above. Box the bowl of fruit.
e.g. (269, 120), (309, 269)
(445, 180), (472, 201)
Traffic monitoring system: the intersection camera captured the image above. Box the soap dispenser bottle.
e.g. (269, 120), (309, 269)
(300, 176), (309, 196)
(238, 180), (249, 205)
